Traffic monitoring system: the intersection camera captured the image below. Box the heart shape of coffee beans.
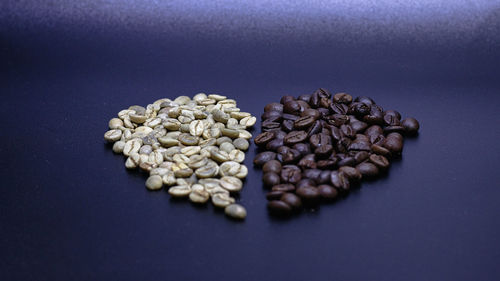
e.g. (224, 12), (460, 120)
(104, 94), (256, 220)
(254, 89), (420, 217)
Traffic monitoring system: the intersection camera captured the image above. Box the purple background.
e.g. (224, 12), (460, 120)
(2, 1), (500, 280)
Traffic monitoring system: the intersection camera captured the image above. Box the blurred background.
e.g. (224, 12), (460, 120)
(2, 1), (500, 280)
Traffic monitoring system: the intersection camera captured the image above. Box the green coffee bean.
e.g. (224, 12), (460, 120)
(220, 176), (243, 192)
(189, 189), (210, 204)
(233, 138), (249, 151)
(221, 128), (240, 138)
(224, 204), (246, 220)
(104, 129), (122, 142)
(178, 133), (199, 146)
(216, 136), (232, 146)
(220, 142), (235, 153)
(211, 193), (235, 208)
(229, 149), (245, 163)
(112, 141), (126, 153)
(240, 116), (256, 127)
(145, 175), (163, 190)
(109, 118), (124, 129)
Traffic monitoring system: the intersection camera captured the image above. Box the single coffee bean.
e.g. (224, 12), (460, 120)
(296, 186), (320, 205)
(383, 125), (405, 134)
(266, 190), (285, 200)
(254, 151), (276, 166)
(261, 120), (281, 131)
(298, 94), (311, 103)
(267, 200), (292, 216)
(369, 154), (390, 170)
(306, 120), (322, 137)
(220, 176), (243, 192)
(296, 179), (316, 189)
(272, 184), (296, 192)
(356, 162), (379, 178)
(315, 145), (333, 159)
(293, 143), (311, 156)
(298, 154), (317, 170)
(263, 172), (281, 187)
(330, 171), (350, 191)
(189, 189), (210, 204)
(282, 113), (300, 121)
(383, 114), (400, 126)
(263, 160), (282, 174)
(383, 136), (403, 154)
(266, 138), (284, 151)
(145, 175), (163, 191)
(318, 170), (332, 184)
(384, 109), (401, 120)
(283, 100), (301, 115)
(212, 193), (235, 208)
(371, 144), (391, 157)
(284, 131), (308, 145)
(280, 165), (302, 184)
(225, 204), (247, 220)
(338, 156), (356, 167)
(261, 110), (282, 122)
(281, 193), (302, 209)
(354, 151), (370, 163)
(233, 138), (249, 151)
(339, 166), (362, 182)
(330, 103), (349, 115)
(350, 121), (368, 133)
(365, 125), (383, 137)
(318, 184), (339, 200)
(301, 108), (320, 119)
(294, 115), (315, 129)
(104, 129), (122, 142)
(317, 159), (336, 169)
(302, 169), (322, 181)
(333, 92), (353, 104)
(401, 117), (420, 135)
(264, 102), (284, 112)
(354, 96), (375, 105)
(281, 119), (294, 132)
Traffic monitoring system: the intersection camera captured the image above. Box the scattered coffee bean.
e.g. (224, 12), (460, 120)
(224, 204), (247, 220)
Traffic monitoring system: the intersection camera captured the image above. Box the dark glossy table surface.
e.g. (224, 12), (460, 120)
(2, 1), (500, 280)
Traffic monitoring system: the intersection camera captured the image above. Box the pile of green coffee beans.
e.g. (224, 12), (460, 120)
(104, 94), (256, 220)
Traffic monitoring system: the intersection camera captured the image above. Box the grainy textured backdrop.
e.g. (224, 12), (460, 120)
(2, 1), (500, 280)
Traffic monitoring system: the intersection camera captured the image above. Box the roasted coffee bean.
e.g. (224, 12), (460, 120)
(298, 154), (317, 169)
(296, 179), (316, 189)
(365, 125), (383, 137)
(318, 184), (338, 200)
(303, 169), (322, 180)
(309, 133), (331, 148)
(266, 138), (284, 151)
(281, 149), (302, 164)
(293, 143), (311, 156)
(384, 125), (405, 134)
(280, 165), (302, 184)
(296, 186), (320, 205)
(283, 100), (301, 115)
(306, 120), (322, 137)
(297, 94), (311, 103)
(264, 102), (284, 112)
(261, 110), (282, 122)
(315, 145), (333, 159)
(280, 95), (295, 104)
(282, 113), (300, 121)
(263, 160), (282, 174)
(350, 121), (368, 133)
(354, 151), (370, 163)
(402, 117), (420, 135)
(354, 96), (375, 105)
(294, 115), (315, 129)
(330, 171), (350, 191)
(371, 144), (391, 157)
(383, 114), (400, 126)
(272, 184), (296, 192)
(340, 124), (355, 139)
(254, 151), (276, 166)
(267, 200), (292, 216)
(281, 193), (302, 209)
(339, 166), (362, 182)
(318, 170), (332, 184)
(284, 131), (308, 145)
(262, 120), (281, 131)
(317, 159), (336, 169)
(337, 156), (356, 167)
(383, 136), (404, 154)
(255, 90), (420, 218)
(263, 172), (281, 187)
(348, 141), (371, 151)
(266, 191), (285, 200)
(349, 102), (370, 116)
(356, 162), (379, 178)
(333, 93), (353, 104)
(384, 110), (401, 120)
(301, 108), (320, 120)
(254, 131), (275, 146)
(369, 154), (390, 170)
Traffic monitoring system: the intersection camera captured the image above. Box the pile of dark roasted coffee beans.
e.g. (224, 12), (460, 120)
(253, 89), (420, 217)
